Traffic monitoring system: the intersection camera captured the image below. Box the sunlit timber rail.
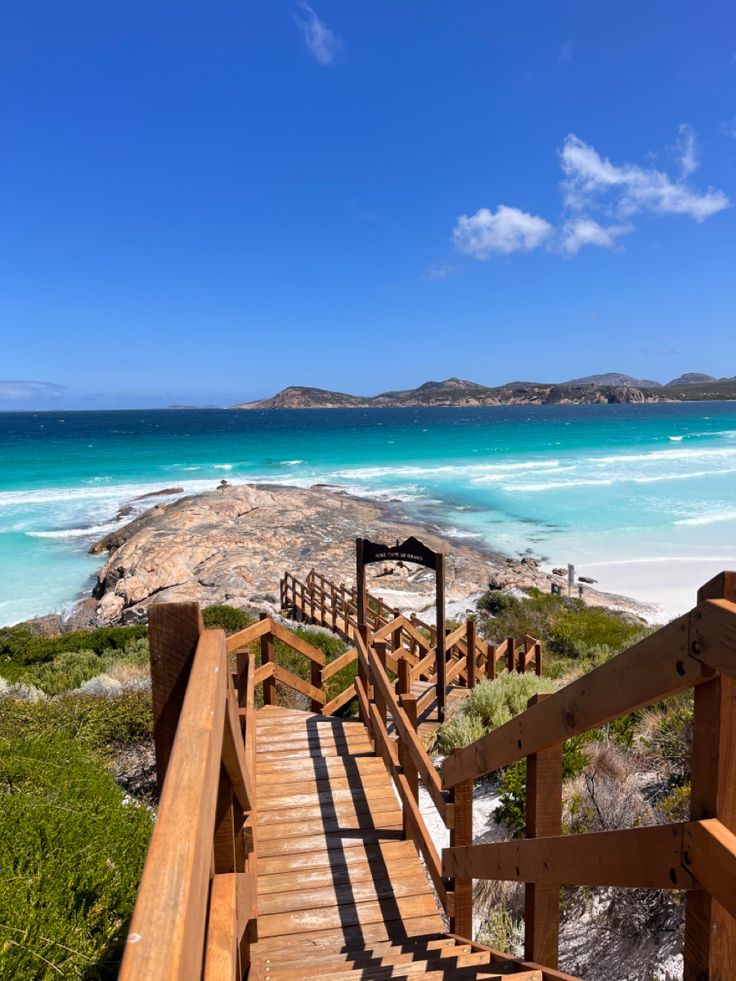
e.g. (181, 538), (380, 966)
(118, 571), (736, 980)
(281, 568), (542, 724)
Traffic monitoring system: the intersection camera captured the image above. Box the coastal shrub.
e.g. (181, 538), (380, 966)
(437, 673), (554, 754)
(477, 588), (649, 668)
(0, 729), (152, 980)
(1, 637), (151, 696)
(0, 690), (153, 751)
(0, 623), (147, 672)
(202, 604), (252, 633)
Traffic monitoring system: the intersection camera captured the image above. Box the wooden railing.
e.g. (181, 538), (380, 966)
(119, 603), (257, 980)
(352, 624), (474, 939)
(281, 568), (541, 717)
(440, 571), (736, 978)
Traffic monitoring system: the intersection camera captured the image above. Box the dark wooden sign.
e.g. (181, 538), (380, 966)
(360, 536), (438, 571)
(356, 535), (448, 720)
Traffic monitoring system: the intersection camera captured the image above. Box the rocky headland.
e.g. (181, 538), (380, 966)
(53, 483), (654, 628)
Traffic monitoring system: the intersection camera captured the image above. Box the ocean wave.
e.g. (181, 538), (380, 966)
(27, 522), (119, 540)
(674, 510), (736, 527)
(330, 459), (563, 481)
(281, 460), (304, 465)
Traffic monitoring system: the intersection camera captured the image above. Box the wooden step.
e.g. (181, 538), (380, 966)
(257, 872), (437, 917)
(257, 838), (417, 876)
(256, 857), (422, 896)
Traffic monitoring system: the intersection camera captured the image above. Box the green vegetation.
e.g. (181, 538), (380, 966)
(437, 673), (554, 754)
(477, 587), (650, 676)
(0, 728), (152, 980)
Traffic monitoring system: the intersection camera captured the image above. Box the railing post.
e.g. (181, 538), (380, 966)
(486, 643), (496, 681)
(448, 761), (473, 939)
(397, 656), (412, 699)
(466, 618), (476, 689)
(524, 692), (562, 969)
(331, 585), (338, 633)
(507, 636), (515, 674)
(260, 613), (276, 706)
(392, 612), (402, 657)
(148, 602), (204, 793)
(534, 641), (542, 676)
(399, 693), (419, 839)
(374, 641), (388, 726)
(684, 573), (736, 980)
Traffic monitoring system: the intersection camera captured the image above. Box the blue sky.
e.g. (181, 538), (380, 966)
(1, 1), (735, 408)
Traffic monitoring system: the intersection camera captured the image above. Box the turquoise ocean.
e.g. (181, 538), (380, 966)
(2, 402), (736, 626)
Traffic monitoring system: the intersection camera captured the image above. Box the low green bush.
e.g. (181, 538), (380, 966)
(202, 604), (251, 633)
(437, 673), (554, 754)
(0, 729), (152, 980)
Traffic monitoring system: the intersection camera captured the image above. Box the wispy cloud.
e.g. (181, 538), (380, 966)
(452, 205), (552, 258)
(293, 2), (342, 66)
(721, 117), (736, 139)
(0, 380), (66, 400)
(559, 218), (632, 257)
(450, 127), (729, 261)
(560, 132), (727, 221)
(423, 261), (456, 281)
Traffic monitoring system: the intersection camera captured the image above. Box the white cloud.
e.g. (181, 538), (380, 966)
(676, 123), (698, 177)
(560, 133), (729, 222)
(721, 117), (736, 139)
(449, 126), (728, 263)
(423, 261), (455, 281)
(452, 205), (552, 258)
(0, 380), (65, 400)
(293, 2), (342, 66)
(558, 218), (632, 256)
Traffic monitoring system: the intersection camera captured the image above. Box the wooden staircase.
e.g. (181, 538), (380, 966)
(118, 570), (736, 981)
(249, 704), (551, 980)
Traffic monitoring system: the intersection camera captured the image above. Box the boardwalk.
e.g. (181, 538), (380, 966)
(118, 569), (736, 981)
(250, 705), (542, 980)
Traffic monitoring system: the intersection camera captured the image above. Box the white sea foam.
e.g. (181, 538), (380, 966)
(26, 523), (120, 540)
(674, 510), (736, 527)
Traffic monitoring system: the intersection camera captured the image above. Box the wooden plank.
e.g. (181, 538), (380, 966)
(225, 617), (272, 652)
(442, 611), (698, 788)
(524, 693), (562, 969)
(444, 823), (698, 890)
(271, 662), (325, 705)
(255, 755), (385, 777)
(221, 689), (254, 814)
(257, 872), (434, 916)
(321, 647), (358, 681)
(685, 818), (736, 920)
(256, 891), (442, 939)
(256, 838), (416, 876)
(258, 827), (405, 858)
(448, 774), (472, 938)
(256, 857), (422, 896)
(446, 935), (582, 981)
(253, 661), (274, 687)
(322, 683), (357, 716)
(203, 874), (238, 981)
(256, 934), (458, 968)
(249, 915), (444, 955)
(256, 771), (391, 800)
(256, 810), (403, 841)
(270, 620), (326, 666)
(257, 785), (400, 815)
(684, 581), (736, 981)
(120, 630), (227, 981)
(255, 730), (372, 753)
(148, 602), (203, 792)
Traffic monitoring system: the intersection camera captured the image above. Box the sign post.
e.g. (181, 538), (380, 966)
(356, 535), (448, 721)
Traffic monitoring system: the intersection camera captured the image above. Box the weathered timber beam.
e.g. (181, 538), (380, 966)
(226, 618), (272, 652)
(321, 647), (357, 682)
(202, 873), (239, 981)
(120, 631), (227, 980)
(221, 690), (254, 814)
(271, 663), (325, 705)
(443, 822), (698, 890)
(685, 820), (736, 919)
(269, 620), (326, 666)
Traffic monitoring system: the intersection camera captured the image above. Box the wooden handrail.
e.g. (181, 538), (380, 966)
(120, 627), (256, 980)
(439, 570), (736, 976)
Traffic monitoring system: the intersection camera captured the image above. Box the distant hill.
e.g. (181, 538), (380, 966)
(566, 372), (662, 388)
(232, 377), (673, 410)
(665, 372), (717, 387)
